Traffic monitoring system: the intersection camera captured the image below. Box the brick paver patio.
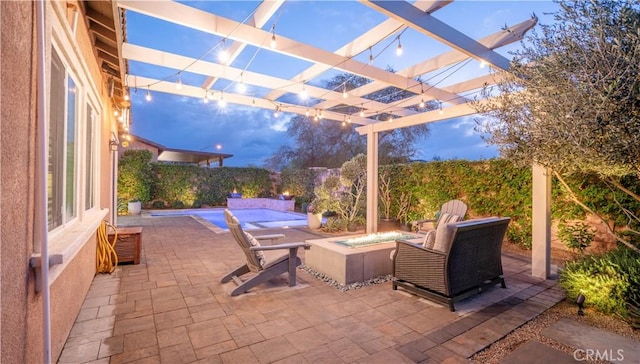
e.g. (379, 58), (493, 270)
(58, 215), (564, 363)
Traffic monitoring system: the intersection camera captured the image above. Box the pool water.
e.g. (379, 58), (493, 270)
(150, 208), (308, 230)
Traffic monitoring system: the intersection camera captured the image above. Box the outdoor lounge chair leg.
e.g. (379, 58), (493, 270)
(448, 302), (455, 312)
(288, 248), (299, 287)
(500, 277), (506, 289)
(221, 264), (250, 283)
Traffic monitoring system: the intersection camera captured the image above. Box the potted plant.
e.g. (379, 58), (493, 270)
(128, 198), (142, 215)
(306, 202), (323, 230)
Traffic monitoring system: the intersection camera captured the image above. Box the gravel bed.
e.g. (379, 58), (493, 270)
(470, 300), (640, 364)
(299, 264), (392, 291)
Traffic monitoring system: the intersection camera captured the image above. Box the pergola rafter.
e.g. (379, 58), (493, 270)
(114, 0), (554, 279)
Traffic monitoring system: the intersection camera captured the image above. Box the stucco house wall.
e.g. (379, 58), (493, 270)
(1, 1), (119, 362)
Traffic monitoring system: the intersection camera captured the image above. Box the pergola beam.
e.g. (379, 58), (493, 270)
(117, 0), (465, 108)
(362, 0), (512, 71)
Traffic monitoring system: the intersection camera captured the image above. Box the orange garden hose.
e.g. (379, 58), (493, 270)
(96, 220), (119, 274)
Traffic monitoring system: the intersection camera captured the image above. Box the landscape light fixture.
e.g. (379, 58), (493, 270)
(109, 132), (119, 152)
(576, 294), (586, 316)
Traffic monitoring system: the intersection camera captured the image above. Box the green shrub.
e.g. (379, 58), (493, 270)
(558, 221), (595, 253)
(559, 247), (640, 317)
(151, 200), (165, 209)
(192, 200), (202, 208)
(171, 200), (185, 209)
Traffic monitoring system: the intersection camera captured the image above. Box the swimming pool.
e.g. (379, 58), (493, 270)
(150, 208), (309, 230)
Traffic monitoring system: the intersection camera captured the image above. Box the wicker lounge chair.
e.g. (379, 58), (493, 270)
(392, 217), (510, 311)
(413, 199), (467, 233)
(221, 209), (310, 296)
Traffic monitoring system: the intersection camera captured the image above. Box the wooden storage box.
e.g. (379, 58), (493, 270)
(109, 226), (142, 264)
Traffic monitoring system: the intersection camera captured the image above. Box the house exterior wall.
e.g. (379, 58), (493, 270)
(118, 139), (160, 161)
(1, 1), (117, 362)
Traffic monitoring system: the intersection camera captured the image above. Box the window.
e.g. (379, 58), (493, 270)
(48, 48), (80, 231)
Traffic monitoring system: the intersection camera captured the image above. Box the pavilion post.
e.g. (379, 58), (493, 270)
(366, 127), (378, 233)
(531, 163), (551, 278)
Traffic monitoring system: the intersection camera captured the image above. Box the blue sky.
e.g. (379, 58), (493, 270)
(126, 1), (560, 167)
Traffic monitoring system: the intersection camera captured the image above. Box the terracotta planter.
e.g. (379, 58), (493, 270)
(307, 213), (322, 230)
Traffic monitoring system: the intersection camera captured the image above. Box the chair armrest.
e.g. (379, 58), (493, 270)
(254, 234), (286, 244)
(412, 218), (436, 232)
(250, 242), (311, 251)
(394, 239), (447, 294)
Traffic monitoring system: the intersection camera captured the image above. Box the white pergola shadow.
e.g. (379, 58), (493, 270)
(112, 0), (551, 278)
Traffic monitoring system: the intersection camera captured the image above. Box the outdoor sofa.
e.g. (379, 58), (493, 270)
(392, 216), (511, 311)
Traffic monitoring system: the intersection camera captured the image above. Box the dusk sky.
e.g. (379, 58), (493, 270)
(125, 1), (561, 167)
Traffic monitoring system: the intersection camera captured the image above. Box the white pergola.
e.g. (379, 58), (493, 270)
(112, 0), (552, 278)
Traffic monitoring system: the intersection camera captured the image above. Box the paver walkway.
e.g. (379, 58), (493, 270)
(59, 215), (564, 363)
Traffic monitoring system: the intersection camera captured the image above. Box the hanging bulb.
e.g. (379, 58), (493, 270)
(114, 109), (119, 117)
(319, 110), (324, 119)
(203, 89), (210, 103)
(342, 121), (346, 127)
(145, 88), (151, 101)
(419, 83), (425, 108)
(342, 85), (348, 99)
(305, 109), (310, 117)
(270, 25), (277, 49)
(124, 92), (129, 101)
(347, 116), (351, 124)
(176, 73), (182, 90)
(419, 98), (425, 109)
(439, 101), (444, 115)
(479, 60), (487, 68)
(274, 106), (280, 117)
(218, 39), (229, 64)
(218, 92), (227, 107)
(299, 84), (308, 100)
(396, 36), (403, 56)
(368, 47), (374, 64)
(359, 104), (365, 118)
(388, 116), (393, 122)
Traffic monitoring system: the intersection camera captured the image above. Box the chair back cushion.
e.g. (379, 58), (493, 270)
(433, 213), (462, 252)
(226, 213), (265, 271)
(423, 230), (437, 249)
(244, 232), (266, 269)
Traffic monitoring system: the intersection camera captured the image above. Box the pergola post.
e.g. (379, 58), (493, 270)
(366, 127), (378, 233)
(532, 163), (551, 278)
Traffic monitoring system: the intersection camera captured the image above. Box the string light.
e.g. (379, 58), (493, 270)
(145, 87), (151, 101)
(236, 72), (246, 94)
(419, 83), (425, 108)
(305, 109), (310, 117)
(479, 59), (487, 68)
(347, 116), (351, 123)
(175, 72), (182, 90)
(203, 89), (210, 103)
(270, 25), (277, 49)
(124, 91), (129, 101)
(359, 104), (365, 117)
(342, 85), (348, 99)
(419, 98), (425, 109)
(273, 105), (280, 117)
(396, 36), (403, 56)
(439, 101), (444, 115)
(299, 83), (308, 100)
(368, 47), (373, 64)
(388, 116), (393, 122)
(218, 38), (229, 64)
(113, 108), (119, 116)
(218, 91), (227, 107)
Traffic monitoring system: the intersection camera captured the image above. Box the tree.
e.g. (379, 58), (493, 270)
(266, 72), (431, 169)
(476, 0), (640, 251)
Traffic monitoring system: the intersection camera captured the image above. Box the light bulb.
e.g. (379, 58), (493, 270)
(342, 121), (346, 126)
(305, 109), (310, 117)
(419, 98), (425, 108)
(342, 87), (348, 99)
(396, 37), (403, 56)
(124, 93), (129, 101)
(216, 144), (222, 150)
(175, 78), (182, 90)
(114, 109), (119, 116)
(359, 108), (365, 117)
(274, 109), (280, 117)
(388, 116), (393, 122)
(347, 116), (351, 124)
(145, 89), (151, 101)
(299, 85), (308, 100)
(270, 33), (277, 49)
(236, 82), (246, 94)
(218, 98), (227, 108)
(203, 90), (210, 103)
